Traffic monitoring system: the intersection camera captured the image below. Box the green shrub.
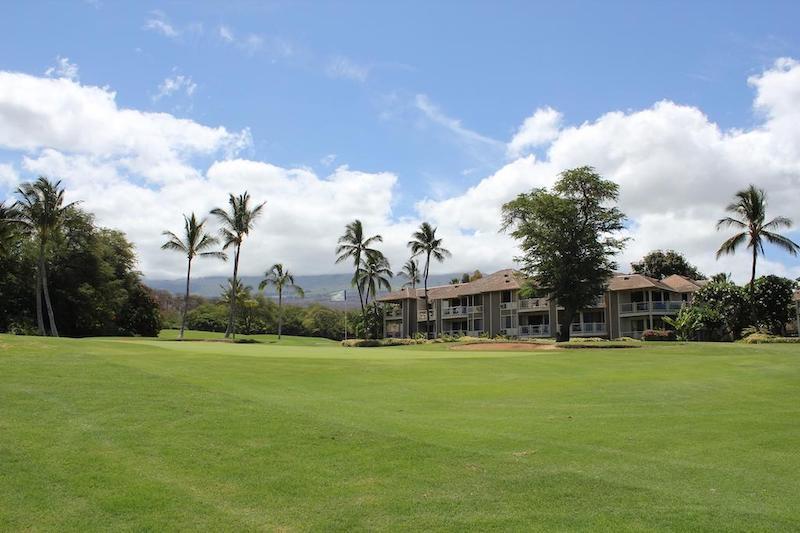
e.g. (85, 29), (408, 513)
(739, 333), (800, 344)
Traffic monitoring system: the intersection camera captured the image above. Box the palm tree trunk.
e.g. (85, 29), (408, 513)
(40, 251), (58, 337)
(424, 252), (431, 339)
(749, 244), (758, 325)
(180, 257), (192, 340)
(34, 265), (45, 336)
(277, 289), (283, 339)
(225, 244), (241, 339)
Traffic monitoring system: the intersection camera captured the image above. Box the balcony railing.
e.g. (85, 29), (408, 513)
(442, 329), (483, 337)
(570, 322), (607, 335)
(619, 301), (683, 314)
(518, 298), (550, 311)
(417, 310), (435, 321)
(499, 327), (518, 336)
(385, 307), (402, 319)
(519, 324), (550, 337)
(499, 301), (517, 311)
(442, 305), (484, 318)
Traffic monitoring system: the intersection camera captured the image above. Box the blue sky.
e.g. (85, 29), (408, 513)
(1, 1), (800, 280)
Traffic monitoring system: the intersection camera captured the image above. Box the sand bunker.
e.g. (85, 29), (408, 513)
(450, 342), (559, 351)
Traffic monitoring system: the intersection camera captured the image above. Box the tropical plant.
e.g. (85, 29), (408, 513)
(357, 252), (393, 338)
(663, 307), (703, 341)
(211, 191), (266, 339)
(716, 185), (800, 297)
(751, 275), (797, 335)
(408, 222), (451, 338)
(501, 166), (627, 341)
(0, 201), (19, 253)
(161, 213), (227, 340)
(335, 219), (382, 335)
(14, 177), (77, 336)
(400, 258), (420, 289)
(690, 280), (749, 340)
(259, 263), (305, 339)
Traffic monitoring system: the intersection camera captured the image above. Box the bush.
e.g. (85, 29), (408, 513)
(642, 329), (676, 341)
(739, 333), (800, 344)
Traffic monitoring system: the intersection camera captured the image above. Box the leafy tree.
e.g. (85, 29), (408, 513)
(400, 258), (420, 289)
(335, 219), (382, 336)
(751, 275), (797, 335)
(501, 166), (626, 341)
(631, 250), (703, 279)
(716, 185), (800, 296)
(302, 304), (346, 339)
(408, 222), (450, 338)
(690, 280), (749, 340)
(161, 213), (227, 339)
(118, 283), (162, 337)
(211, 191), (266, 339)
(450, 277), (460, 285)
(259, 263), (304, 339)
(14, 177), (77, 336)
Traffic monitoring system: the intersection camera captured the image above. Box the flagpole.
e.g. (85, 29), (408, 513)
(343, 289), (347, 341)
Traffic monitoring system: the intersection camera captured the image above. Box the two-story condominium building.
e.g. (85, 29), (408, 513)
(378, 269), (707, 340)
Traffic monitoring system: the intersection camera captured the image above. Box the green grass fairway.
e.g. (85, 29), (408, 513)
(1, 334), (799, 531)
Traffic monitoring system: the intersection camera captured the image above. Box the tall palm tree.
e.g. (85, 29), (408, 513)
(259, 263), (304, 339)
(162, 213), (227, 340)
(15, 177), (77, 336)
(400, 258), (420, 289)
(211, 191), (266, 339)
(0, 201), (19, 253)
(716, 185), (800, 297)
(335, 219), (382, 330)
(408, 222), (451, 338)
(357, 251), (393, 337)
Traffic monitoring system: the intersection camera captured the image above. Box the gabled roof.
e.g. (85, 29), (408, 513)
(377, 269), (523, 302)
(607, 273), (677, 292)
(661, 274), (706, 293)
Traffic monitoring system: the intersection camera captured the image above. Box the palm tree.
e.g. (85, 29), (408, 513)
(357, 251), (393, 337)
(408, 222), (451, 338)
(259, 263), (304, 339)
(400, 258), (420, 289)
(0, 201), (19, 253)
(162, 213), (227, 340)
(335, 219), (382, 333)
(211, 191), (266, 339)
(716, 185), (800, 297)
(15, 177), (77, 336)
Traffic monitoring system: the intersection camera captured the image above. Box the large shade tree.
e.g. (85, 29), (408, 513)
(408, 222), (450, 338)
(716, 185), (800, 297)
(211, 191), (266, 339)
(161, 213), (227, 340)
(335, 219), (382, 335)
(501, 166), (627, 341)
(631, 249), (704, 280)
(259, 263), (304, 339)
(15, 177), (77, 336)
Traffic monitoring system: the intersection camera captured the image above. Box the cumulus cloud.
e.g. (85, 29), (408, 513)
(0, 71), (249, 184)
(44, 56), (79, 81)
(507, 106), (562, 157)
(0, 163), (18, 189)
(2, 59), (800, 283)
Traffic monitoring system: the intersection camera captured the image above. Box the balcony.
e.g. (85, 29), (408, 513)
(442, 305), (484, 319)
(385, 307), (403, 320)
(417, 310), (435, 321)
(442, 329), (483, 337)
(518, 298), (550, 312)
(519, 324), (550, 337)
(619, 301), (683, 315)
(499, 327), (518, 336)
(570, 322), (607, 335)
(499, 301), (517, 311)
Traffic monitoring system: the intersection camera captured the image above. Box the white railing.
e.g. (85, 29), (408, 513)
(417, 310), (435, 321)
(620, 301), (683, 314)
(499, 327), (518, 336)
(519, 324), (550, 337)
(518, 298), (549, 311)
(385, 307), (402, 319)
(471, 305), (483, 314)
(571, 322), (607, 335)
(499, 301), (517, 310)
(442, 305), (484, 318)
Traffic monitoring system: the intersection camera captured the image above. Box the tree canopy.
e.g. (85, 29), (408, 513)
(631, 249), (704, 280)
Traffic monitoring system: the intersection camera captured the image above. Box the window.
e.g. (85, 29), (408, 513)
(501, 290), (512, 303)
(502, 315), (513, 328)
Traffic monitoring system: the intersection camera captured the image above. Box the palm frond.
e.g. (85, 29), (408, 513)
(716, 232), (747, 258)
(762, 230), (800, 256)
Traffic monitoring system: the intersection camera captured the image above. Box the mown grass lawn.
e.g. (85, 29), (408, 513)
(1, 333), (799, 531)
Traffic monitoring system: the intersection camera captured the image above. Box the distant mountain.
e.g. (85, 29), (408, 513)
(144, 272), (463, 307)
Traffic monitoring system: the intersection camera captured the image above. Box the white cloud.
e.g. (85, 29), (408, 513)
(154, 74), (197, 100)
(216, 24), (290, 58)
(507, 106), (562, 157)
(44, 56), (79, 81)
(143, 10), (179, 38)
(0, 71), (249, 184)
(218, 25), (234, 43)
(0, 162), (19, 190)
(3, 60), (800, 284)
(414, 94), (503, 150)
(320, 153), (337, 166)
(325, 56), (369, 82)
